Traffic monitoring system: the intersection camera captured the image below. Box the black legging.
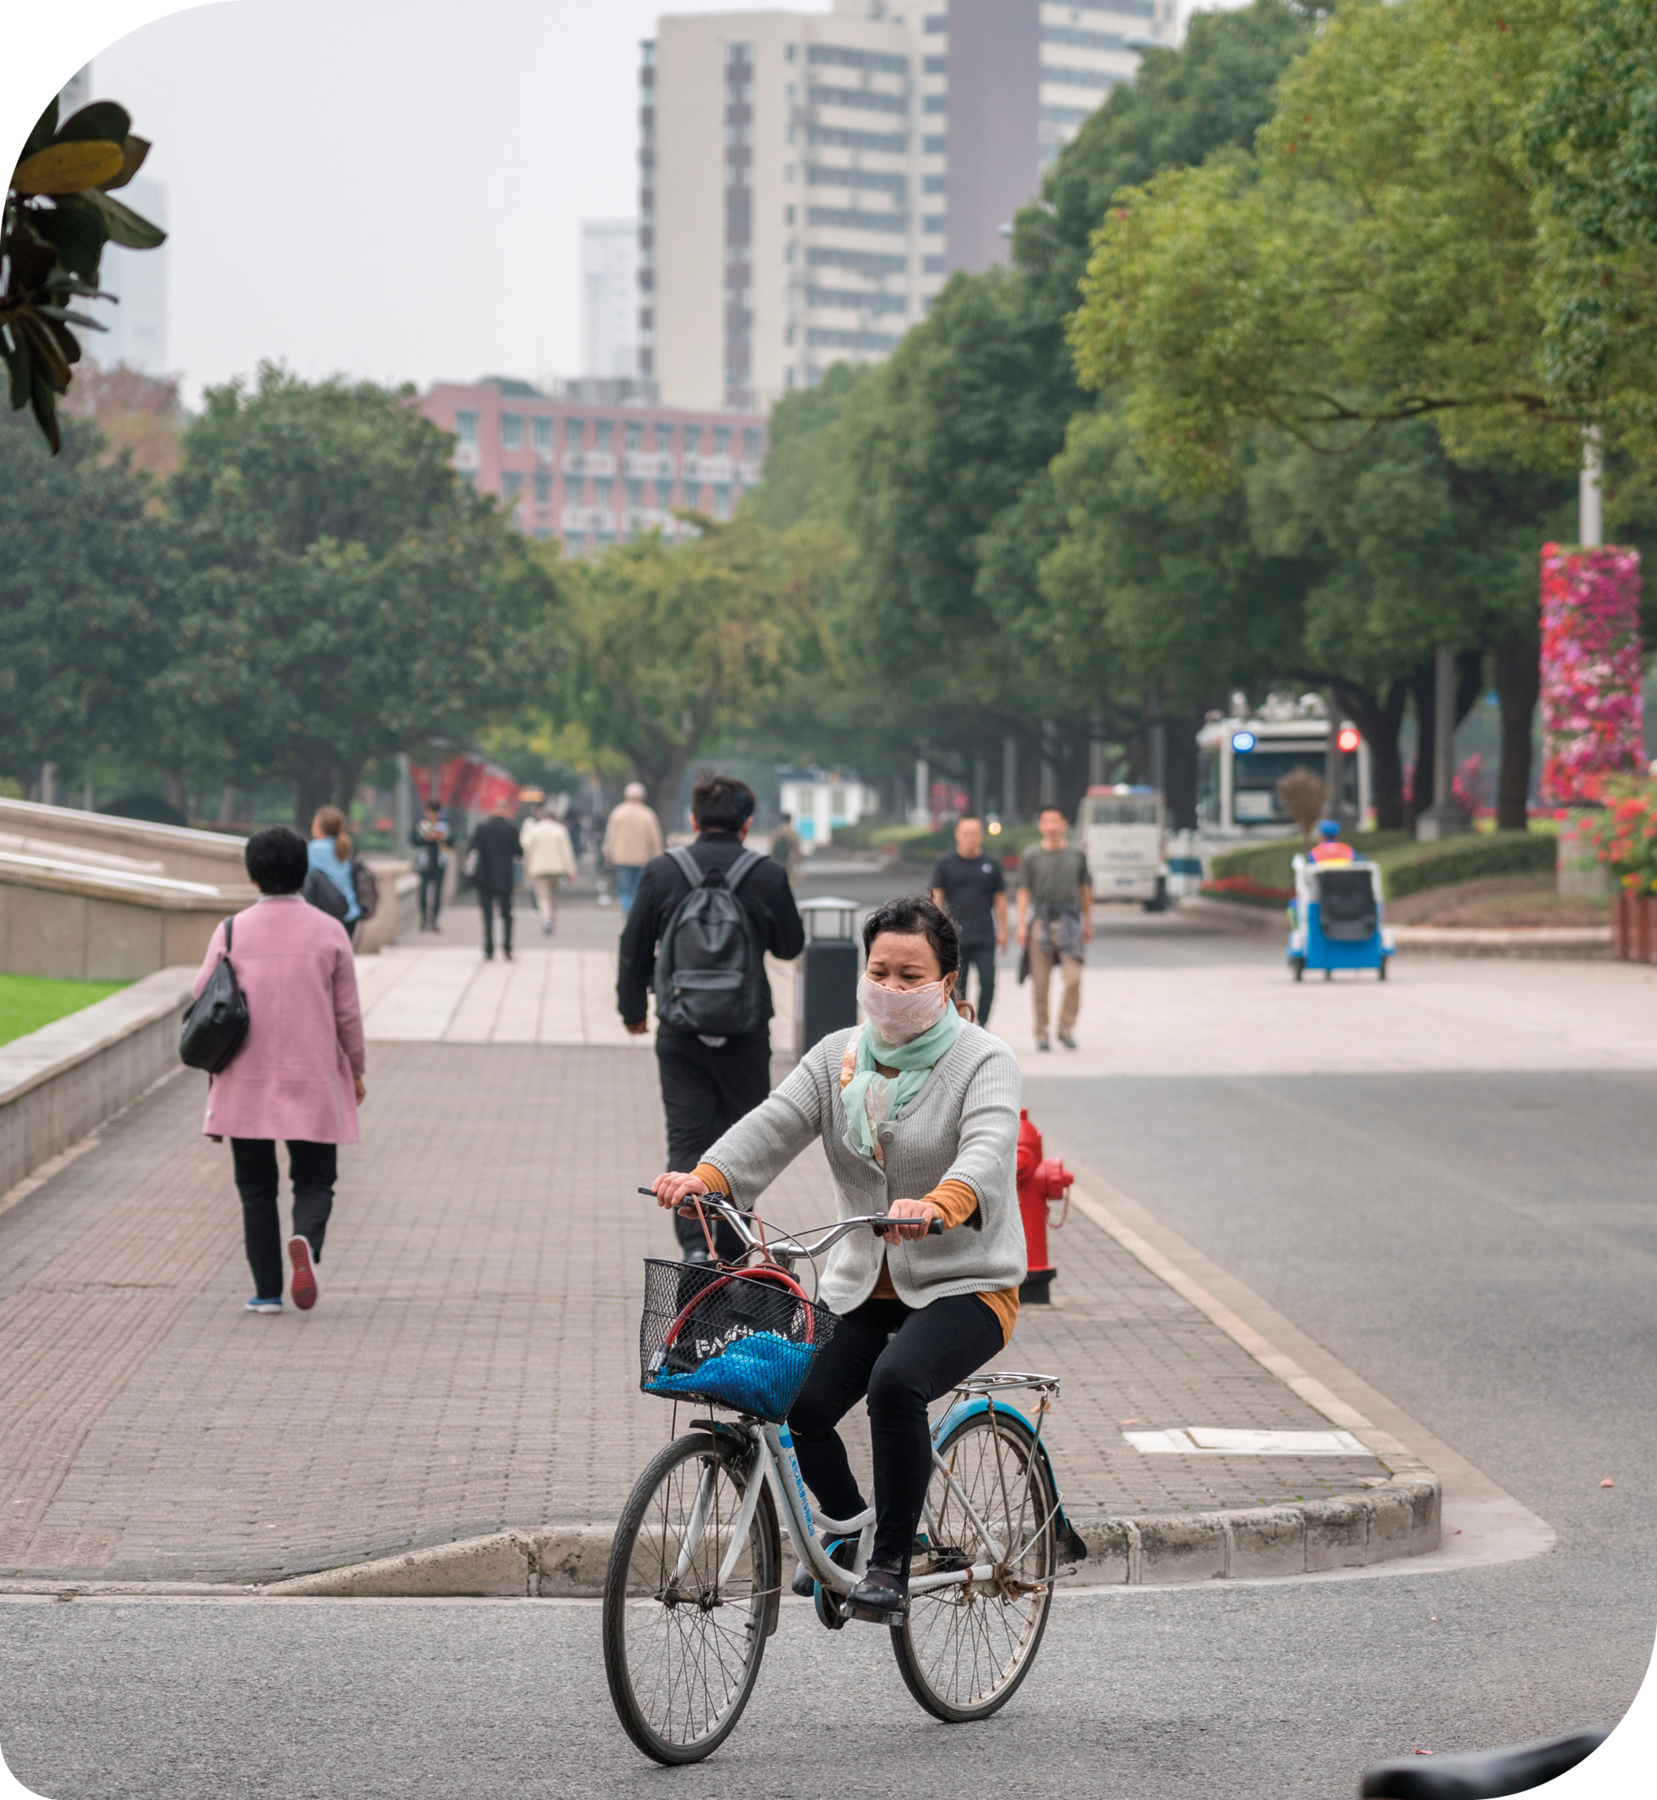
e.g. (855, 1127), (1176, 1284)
(231, 1138), (337, 1302)
(788, 1292), (1004, 1577)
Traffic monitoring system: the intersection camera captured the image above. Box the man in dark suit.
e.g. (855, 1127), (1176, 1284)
(468, 795), (522, 961)
(618, 774), (804, 1259)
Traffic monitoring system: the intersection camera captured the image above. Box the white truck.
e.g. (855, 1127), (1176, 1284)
(1078, 785), (1169, 911)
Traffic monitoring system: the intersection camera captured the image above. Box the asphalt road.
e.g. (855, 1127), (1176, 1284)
(4, 912), (1652, 1799)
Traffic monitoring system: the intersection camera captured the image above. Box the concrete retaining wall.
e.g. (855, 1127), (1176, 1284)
(0, 967), (196, 1199)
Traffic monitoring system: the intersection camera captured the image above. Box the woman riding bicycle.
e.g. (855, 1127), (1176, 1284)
(651, 892), (1024, 1620)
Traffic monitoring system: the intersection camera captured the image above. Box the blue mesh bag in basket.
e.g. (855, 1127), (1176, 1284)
(639, 1258), (836, 1423)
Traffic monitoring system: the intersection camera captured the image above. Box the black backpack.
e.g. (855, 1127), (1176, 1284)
(351, 856), (380, 921)
(653, 847), (768, 1036)
(179, 915), (250, 1074)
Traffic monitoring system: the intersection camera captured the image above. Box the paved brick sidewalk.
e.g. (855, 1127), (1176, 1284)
(0, 1040), (1385, 1585)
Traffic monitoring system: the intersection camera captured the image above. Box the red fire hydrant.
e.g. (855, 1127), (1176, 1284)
(1016, 1109), (1073, 1303)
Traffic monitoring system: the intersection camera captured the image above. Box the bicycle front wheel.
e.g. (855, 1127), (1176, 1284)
(892, 1407), (1057, 1722)
(601, 1428), (779, 1765)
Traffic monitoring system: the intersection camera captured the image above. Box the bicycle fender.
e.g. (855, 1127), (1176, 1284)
(932, 1398), (1088, 1566)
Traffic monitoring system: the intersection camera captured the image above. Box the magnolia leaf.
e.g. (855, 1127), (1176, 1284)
(55, 101), (132, 146)
(29, 361), (62, 454)
(38, 305), (106, 331)
(80, 186), (167, 249)
(32, 198), (109, 285)
(15, 308), (73, 392)
(1, 332), (29, 411)
(12, 139), (126, 196)
(22, 99), (58, 160)
(102, 134), (151, 192)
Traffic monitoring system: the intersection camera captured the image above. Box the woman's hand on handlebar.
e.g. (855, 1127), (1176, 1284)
(651, 1171), (712, 1216)
(877, 1197), (943, 1242)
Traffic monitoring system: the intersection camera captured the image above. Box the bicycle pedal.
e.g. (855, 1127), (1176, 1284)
(846, 1599), (908, 1627)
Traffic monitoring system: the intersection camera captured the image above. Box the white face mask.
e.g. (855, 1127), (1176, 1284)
(857, 975), (951, 1045)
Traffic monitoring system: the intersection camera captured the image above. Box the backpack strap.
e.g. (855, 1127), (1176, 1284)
(666, 845), (704, 891)
(725, 849), (765, 894)
(224, 915), (234, 953)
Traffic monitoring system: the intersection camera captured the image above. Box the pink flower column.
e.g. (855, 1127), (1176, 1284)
(1539, 544), (1645, 805)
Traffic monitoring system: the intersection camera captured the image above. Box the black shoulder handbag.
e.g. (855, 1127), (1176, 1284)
(302, 866), (350, 922)
(179, 915), (250, 1074)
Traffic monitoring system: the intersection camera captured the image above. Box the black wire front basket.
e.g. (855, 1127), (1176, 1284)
(638, 1258), (837, 1423)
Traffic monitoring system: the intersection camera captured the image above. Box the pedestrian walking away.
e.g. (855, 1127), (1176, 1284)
(306, 806), (363, 944)
(648, 892), (1023, 1620)
(1016, 805), (1093, 1051)
(520, 803), (577, 936)
(929, 814), (1007, 1028)
(770, 811), (802, 885)
(190, 827), (366, 1314)
(410, 799), (450, 932)
(618, 773), (803, 1261)
(468, 795), (522, 961)
(603, 781), (663, 917)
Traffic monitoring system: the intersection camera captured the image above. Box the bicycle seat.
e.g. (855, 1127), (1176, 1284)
(1359, 1730), (1608, 1798)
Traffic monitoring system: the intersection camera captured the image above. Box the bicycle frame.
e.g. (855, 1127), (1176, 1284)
(652, 1191), (1068, 1599)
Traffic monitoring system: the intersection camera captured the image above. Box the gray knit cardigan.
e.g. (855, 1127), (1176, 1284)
(699, 1021), (1025, 1316)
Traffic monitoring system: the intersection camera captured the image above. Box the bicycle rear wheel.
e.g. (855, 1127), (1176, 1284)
(602, 1429), (779, 1765)
(892, 1407), (1057, 1722)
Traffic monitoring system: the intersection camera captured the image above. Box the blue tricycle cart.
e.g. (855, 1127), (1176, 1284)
(1286, 852), (1394, 982)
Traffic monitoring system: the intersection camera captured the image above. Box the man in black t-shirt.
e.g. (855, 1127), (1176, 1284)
(929, 816), (1008, 1027)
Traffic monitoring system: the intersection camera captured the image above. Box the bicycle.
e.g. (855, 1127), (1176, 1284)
(601, 1192), (1089, 1765)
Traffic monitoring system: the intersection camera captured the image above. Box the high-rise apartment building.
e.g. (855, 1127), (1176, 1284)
(581, 219), (640, 379)
(640, 0), (1172, 412)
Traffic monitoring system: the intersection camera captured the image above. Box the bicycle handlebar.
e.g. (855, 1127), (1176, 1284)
(636, 1187), (944, 1254)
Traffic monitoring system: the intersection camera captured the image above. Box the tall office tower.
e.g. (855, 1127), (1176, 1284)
(581, 218), (641, 379)
(643, 0), (1172, 411)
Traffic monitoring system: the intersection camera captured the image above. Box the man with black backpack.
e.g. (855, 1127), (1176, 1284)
(618, 774), (804, 1262)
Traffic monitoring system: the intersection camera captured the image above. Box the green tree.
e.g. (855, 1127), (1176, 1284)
(3, 97), (166, 452)
(0, 408), (176, 786)
(1523, 0), (1657, 454)
(164, 365), (562, 824)
(564, 516), (830, 826)
(1070, 0), (1572, 493)
(820, 0), (1315, 811)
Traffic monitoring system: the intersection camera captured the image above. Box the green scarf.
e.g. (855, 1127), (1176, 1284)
(842, 1006), (962, 1162)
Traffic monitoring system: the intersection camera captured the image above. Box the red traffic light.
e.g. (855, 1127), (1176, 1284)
(1336, 725), (1361, 753)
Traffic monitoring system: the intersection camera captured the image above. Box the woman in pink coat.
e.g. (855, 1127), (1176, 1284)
(193, 827), (366, 1314)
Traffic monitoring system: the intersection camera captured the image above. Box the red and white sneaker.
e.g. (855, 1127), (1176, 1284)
(287, 1235), (319, 1311)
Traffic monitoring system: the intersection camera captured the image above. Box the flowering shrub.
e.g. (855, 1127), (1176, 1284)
(1581, 779), (1657, 894)
(1539, 545), (1645, 804)
(1200, 873), (1294, 908)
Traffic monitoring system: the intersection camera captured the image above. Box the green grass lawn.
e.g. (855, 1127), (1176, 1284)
(0, 972), (131, 1048)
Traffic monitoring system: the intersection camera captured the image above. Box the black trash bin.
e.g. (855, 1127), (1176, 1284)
(795, 897), (860, 1055)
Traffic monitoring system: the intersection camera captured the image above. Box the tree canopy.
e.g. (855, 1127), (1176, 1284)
(163, 366), (564, 824)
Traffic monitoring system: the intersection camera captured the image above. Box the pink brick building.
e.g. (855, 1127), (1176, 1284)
(419, 378), (768, 555)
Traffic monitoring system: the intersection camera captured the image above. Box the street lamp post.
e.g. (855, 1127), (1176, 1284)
(1415, 643), (1470, 841)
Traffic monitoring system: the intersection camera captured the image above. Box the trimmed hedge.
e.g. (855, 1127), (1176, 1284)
(1209, 832), (1409, 893)
(1378, 831), (1556, 899)
(1208, 828), (1555, 901)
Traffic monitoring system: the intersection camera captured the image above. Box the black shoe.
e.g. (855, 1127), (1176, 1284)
(791, 1533), (855, 1599)
(846, 1565), (908, 1621)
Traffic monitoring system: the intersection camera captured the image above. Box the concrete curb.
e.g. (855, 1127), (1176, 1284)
(231, 1472), (1435, 1597)
(1180, 896), (1612, 959)
(1388, 925), (1609, 959)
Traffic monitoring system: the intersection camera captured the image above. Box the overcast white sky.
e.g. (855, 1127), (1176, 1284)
(48, 0), (1218, 403)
